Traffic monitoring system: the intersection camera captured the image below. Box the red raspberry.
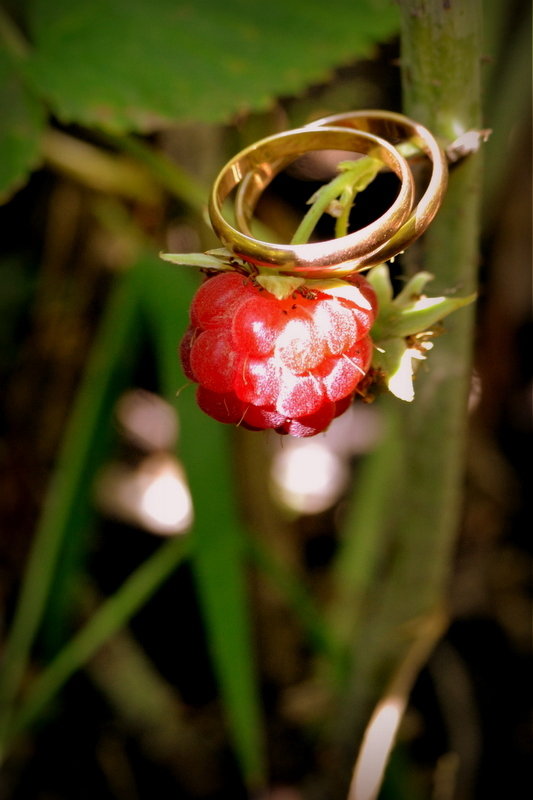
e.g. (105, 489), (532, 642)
(180, 270), (377, 437)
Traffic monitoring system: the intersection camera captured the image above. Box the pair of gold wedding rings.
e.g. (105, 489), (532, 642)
(208, 110), (448, 278)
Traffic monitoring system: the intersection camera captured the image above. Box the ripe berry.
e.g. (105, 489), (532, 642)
(180, 270), (377, 437)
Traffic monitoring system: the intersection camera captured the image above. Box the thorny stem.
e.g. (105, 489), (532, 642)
(327, 0), (483, 795)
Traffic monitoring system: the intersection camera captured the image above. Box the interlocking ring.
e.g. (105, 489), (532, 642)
(234, 110), (448, 271)
(208, 125), (415, 277)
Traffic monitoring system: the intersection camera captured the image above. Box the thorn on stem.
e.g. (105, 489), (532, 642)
(446, 129), (492, 163)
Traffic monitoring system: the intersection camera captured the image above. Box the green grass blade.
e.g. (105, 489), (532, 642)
(137, 256), (267, 789)
(0, 268), (141, 758)
(8, 534), (191, 742)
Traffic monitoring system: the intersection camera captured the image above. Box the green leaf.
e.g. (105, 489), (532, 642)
(366, 263), (394, 306)
(391, 270), (434, 305)
(25, 0), (399, 132)
(384, 293), (477, 338)
(372, 291), (477, 341)
(159, 251), (234, 271)
(255, 273), (305, 298)
(368, 264), (476, 341)
(0, 47), (45, 202)
(372, 337), (416, 401)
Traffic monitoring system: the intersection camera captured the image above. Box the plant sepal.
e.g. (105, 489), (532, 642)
(366, 264), (476, 401)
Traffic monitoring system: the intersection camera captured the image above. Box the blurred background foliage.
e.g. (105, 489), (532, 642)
(0, 0), (531, 798)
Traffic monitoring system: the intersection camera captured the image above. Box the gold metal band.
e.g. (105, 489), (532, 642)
(208, 126), (415, 277)
(234, 110), (448, 271)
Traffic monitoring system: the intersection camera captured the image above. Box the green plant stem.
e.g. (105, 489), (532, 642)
(109, 133), (207, 213)
(0, 6), (29, 60)
(8, 535), (191, 742)
(334, 182), (360, 239)
(290, 160), (381, 245)
(42, 129), (162, 203)
(327, 0), (483, 791)
(400, 1), (482, 143)
(290, 140), (420, 246)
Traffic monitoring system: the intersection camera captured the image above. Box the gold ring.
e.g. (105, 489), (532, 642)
(235, 110), (448, 269)
(208, 126), (414, 277)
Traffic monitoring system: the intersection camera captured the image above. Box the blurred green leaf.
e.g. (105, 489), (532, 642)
(10, 533), (191, 743)
(137, 256), (267, 788)
(39, 297), (146, 656)
(0, 248), (267, 785)
(0, 46), (45, 202)
(0, 267), (142, 753)
(25, 0), (399, 132)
